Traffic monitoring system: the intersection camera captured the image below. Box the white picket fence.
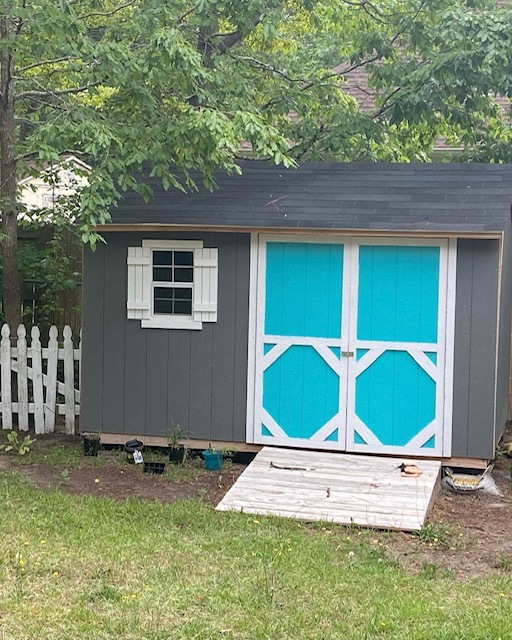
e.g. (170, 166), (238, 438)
(0, 324), (80, 435)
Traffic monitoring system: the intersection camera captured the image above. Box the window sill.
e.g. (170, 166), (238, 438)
(141, 317), (203, 330)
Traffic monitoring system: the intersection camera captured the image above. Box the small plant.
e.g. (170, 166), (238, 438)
(167, 422), (184, 447)
(496, 554), (512, 572)
(168, 423), (187, 464)
(418, 562), (454, 580)
(0, 430), (36, 455)
(83, 430), (101, 441)
(413, 522), (455, 548)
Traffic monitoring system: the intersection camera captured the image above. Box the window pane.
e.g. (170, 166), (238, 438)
(175, 288), (192, 301)
(154, 287), (173, 299)
(174, 251), (193, 266)
(154, 299), (173, 314)
(153, 287), (192, 316)
(153, 267), (173, 281)
(174, 300), (192, 315)
(153, 251), (172, 266)
(174, 267), (193, 283)
(154, 287), (173, 313)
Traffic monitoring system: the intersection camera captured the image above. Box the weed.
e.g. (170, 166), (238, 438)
(86, 583), (122, 603)
(0, 431), (36, 456)
(414, 522), (455, 547)
(419, 562), (454, 580)
(496, 554), (512, 572)
(16, 443), (85, 468)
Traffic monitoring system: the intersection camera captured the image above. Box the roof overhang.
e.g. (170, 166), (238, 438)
(95, 223), (503, 240)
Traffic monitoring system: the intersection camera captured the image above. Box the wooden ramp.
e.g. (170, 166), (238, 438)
(217, 447), (441, 531)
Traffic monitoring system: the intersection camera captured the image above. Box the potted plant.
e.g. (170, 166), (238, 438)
(82, 431), (101, 457)
(202, 444), (223, 471)
(168, 423), (186, 464)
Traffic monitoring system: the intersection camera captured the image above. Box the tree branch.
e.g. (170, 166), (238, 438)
(17, 82), (101, 100)
(234, 55), (305, 83)
(78, 0), (136, 20)
(17, 56), (81, 74)
(16, 148), (87, 162)
(177, 2), (202, 25)
(371, 86), (402, 119)
(216, 16), (263, 54)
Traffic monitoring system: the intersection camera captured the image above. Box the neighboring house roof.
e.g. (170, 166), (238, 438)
(108, 161), (512, 233)
(18, 155), (90, 220)
(337, 62), (511, 153)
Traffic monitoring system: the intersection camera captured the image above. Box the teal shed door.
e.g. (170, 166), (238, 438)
(346, 242), (447, 456)
(255, 239), (349, 449)
(252, 236), (451, 456)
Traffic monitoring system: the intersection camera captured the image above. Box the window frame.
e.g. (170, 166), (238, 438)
(142, 239), (203, 330)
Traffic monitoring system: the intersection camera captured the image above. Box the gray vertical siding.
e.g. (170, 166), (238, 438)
(82, 230), (506, 459)
(495, 217), (512, 446)
(81, 231), (251, 442)
(80, 244), (104, 434)
(452, 239), (500, 459)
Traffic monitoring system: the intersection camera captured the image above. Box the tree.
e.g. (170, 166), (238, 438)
(1, 0), (511, 327)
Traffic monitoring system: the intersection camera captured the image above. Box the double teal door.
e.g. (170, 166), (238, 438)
(251, 236), (452, 457)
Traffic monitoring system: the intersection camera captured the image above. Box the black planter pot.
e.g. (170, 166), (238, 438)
(169, 446), (185, 464)
(124, 439), (144, 462)
(83, 436), (100, 457)
(143, 461), (166, 474)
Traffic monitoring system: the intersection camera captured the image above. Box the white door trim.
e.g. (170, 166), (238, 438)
(246, 234), (456, 457)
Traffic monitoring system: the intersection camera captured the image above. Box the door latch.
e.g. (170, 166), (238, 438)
(342, 351), (354, 358)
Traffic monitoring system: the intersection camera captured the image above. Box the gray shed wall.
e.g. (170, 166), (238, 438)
(82, 231), (504, 459)
(495, 217), (512, 446)
(81, 231), (251, 442)
(452, 239), (500, 459)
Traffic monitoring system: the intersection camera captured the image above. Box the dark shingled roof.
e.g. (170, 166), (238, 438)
(109, 162), (512, 233)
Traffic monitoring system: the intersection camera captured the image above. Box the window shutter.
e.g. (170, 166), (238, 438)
(193, 248), (218, 322)
(127, 247), (151, 319)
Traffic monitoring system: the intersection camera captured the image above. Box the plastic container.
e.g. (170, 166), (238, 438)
(124, 439), (144, 462)
(83, 435), (100, 457)
(202, 450), (223, 471)
(143, 461), (166, 474)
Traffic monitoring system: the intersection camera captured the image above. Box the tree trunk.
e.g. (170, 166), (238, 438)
(0, 8), (21, 328)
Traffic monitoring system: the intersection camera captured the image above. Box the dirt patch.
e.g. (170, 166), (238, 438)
(3, 432), (512, 579)
(11, 434), (246, 507)
(20, 457), (246, 506)
(386, 453), (512, 578)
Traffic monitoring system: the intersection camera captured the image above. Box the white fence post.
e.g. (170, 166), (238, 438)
(1, 324), (12, 430)
(16, 325), (29, 431)
(63, 326), (75, 435)
(44, 326), (58, 434)
(31, 326), (45, 435)
(0, 324), (80, 434)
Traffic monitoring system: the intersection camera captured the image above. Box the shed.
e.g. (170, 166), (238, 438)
(82, 162), (512, 464)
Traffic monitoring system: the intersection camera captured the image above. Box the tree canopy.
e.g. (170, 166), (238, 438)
(1, 0), (512, 325)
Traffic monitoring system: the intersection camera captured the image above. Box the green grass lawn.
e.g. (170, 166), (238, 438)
(1, 471), (511, 640)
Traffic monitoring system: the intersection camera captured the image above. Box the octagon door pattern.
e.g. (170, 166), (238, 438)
(252, 236), (450, 457)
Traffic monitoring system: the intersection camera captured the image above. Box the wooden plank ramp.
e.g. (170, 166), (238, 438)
(216, 447), (441, 531)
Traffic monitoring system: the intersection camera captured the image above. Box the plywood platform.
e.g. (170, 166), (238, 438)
(216, 447), (441, 531)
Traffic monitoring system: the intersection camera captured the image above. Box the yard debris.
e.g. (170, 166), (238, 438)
(501, 442), (512, 457)
(398, 463), (423, 477)
(269, 461), (315, 471)
(442, 465), (502, 496)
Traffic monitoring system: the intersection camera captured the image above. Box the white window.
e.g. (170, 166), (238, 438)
(127, 240), (218, 329)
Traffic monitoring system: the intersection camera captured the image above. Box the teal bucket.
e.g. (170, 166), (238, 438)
(202, 450), (223, 471)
